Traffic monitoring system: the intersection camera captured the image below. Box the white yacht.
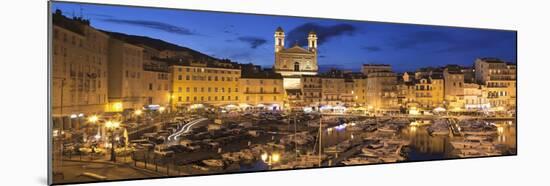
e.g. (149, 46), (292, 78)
(361, 148), (379, 157)
(202, 159), (224, 167)
(378, 125), (398, 133)
(450, 140), (481, 149)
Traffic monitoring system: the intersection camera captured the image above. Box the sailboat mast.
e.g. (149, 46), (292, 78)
(294, 113), (297, 159)
(319, 115), (322, 167)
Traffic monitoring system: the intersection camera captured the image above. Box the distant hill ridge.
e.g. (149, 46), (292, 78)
(102, 30), (219, 62)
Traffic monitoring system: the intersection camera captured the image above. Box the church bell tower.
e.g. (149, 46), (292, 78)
(274, 26), (285, 53)
(308, 30), (318, 53)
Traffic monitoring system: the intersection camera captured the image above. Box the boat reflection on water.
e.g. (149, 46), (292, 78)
(495, 121), (516, 147)
(401, 125), (452, 160)
(401, 120), (516, 160)
(322, 119), (516, 162)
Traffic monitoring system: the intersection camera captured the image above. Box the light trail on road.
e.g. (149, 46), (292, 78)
(166, 118), (208, 144)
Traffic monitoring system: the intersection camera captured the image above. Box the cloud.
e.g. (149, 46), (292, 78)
(286, 22), (358, 46)
(391, 30), (455, 49)
(237, 36), (267, 49)
(223, 25), (239, 36)
(362, 46), (382, 52)
(101, 18), (196, 35)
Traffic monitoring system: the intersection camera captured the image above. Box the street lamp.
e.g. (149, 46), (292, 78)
(105, 120), (121, 162)
(88, 115), (101, 145)
(134, 109), (143, 116)
(134, 109), (143, 122)
(260, 152), (281, 169)
(158, 106), (166, 121)
(88, 115), (99, 123)
(88, 115), (99, 127)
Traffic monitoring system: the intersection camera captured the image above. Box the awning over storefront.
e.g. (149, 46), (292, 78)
(189, 104), (205, 109)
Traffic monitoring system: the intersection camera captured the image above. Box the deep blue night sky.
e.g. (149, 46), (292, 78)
(52, 2), (516, 72)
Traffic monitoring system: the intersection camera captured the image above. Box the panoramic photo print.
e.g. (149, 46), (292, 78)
(49, 1), (517, 184)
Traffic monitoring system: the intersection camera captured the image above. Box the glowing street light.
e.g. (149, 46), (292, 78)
(158, 106), (166, 113)
(105, 120), (120, 129)
(88, 115), (99, 123)
(111, 102), (123, 112)
(261, 152), (281, 169)
(271, 153), (280, 162)
(105, 121), (113, 128)
(134, 109), (143, 116)
(261, 153), (268, 162)
(105, 120), (121, 162)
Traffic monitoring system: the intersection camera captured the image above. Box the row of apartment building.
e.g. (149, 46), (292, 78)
(51, 11), (288, 120)
(51, 11), (517, 123)
(291, 59), (516, 113)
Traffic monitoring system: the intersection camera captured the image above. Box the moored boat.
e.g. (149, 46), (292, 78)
(202, 159), (224, 167)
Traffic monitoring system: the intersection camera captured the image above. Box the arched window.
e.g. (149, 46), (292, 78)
(294, 62), (300, 71)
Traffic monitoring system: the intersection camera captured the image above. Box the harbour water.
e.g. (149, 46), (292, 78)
(241, 119), (516, 171)
(323, 119), (517, 161)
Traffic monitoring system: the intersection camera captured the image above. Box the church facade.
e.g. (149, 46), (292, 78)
(273, 27), (319, 90)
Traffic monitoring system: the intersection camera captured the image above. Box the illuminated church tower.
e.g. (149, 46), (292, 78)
(273, 27), (318, 90)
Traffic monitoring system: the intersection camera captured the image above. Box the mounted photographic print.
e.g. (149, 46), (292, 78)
(48, 1), (517, 185)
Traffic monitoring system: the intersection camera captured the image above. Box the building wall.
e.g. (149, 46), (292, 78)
(463, 83), (489, 110)
(443, 69), (465, 109)
(414, 78), (444, 109)
(142, 70), (171, 107)
(107, 39), (144, 111)
(397, 83), (416, 108)
(365, 71), (398, 111)
(342, 81), (355, 105)
(321, 77), (346, 106)
(171, 65), (241, 108)
(275, 51), (318, 90)
(475, 58), (517, 108)
(301, 76), (322, 106)
(443, 69), (464, 98)
(352, 78), (367, 106)
(275, 52), (318, 75)
(240, 78), (285, 109)
(52, 24), (109, 117)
